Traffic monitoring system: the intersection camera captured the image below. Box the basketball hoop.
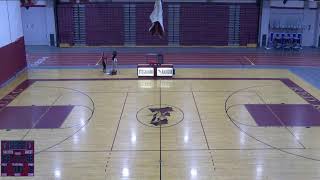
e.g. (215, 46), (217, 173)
(20, 0), (46, 9)
(20, 0), (34, 9)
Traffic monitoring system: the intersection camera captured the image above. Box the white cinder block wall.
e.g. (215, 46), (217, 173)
(21, 0), (56, 46)
(0, 0), (23, 48)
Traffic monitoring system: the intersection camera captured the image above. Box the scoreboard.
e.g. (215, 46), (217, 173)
(1, 141), (34, 176)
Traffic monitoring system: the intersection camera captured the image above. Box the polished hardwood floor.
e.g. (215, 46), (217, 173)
(0, 68), (320, 179)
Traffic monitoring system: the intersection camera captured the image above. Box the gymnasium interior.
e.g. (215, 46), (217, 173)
(1, 0), (320, 179)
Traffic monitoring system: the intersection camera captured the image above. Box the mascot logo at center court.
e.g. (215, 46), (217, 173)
(148, 106), (173, 126)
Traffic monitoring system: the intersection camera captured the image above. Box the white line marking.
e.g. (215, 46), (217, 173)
(243, 56), (255, 65)
(30, 56), (49, 67)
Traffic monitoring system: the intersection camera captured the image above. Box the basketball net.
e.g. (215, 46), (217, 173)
(20, 0), (35, 9)
(149, 0), (164, 38)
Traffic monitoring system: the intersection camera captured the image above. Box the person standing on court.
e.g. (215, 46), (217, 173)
(100, 52), (107, 73)
(111, 51), (118, 75)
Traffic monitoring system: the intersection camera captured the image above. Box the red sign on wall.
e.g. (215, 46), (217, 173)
(1, 141), (34, 176)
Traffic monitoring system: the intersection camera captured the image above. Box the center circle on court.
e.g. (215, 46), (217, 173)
(136, 104), (184, 128)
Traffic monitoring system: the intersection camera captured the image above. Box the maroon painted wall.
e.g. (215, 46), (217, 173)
(57, 4), (74, 45)
(136, 3), (168, 45)
(85, 4), (124, 46)
(180, 3), (229, 46)
(239, 4), (260, 46)
(0, 37), (27, 85)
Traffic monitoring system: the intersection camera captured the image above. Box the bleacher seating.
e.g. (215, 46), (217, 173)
(57, 4), (74, 46)
(85, 4), (124, 46)
(57, 2), (260, 47)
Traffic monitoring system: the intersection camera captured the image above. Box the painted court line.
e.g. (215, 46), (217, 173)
(1, 78), (319, 125)
(243, 56), (255, 65)
(29, 56), (49, 67)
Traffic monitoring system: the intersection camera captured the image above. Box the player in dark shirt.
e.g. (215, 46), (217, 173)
(99, 52), (107, 73)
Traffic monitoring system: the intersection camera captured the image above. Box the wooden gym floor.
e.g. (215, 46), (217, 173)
(1, 68), (320, 180)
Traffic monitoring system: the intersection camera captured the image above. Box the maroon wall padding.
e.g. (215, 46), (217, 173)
(135, 3), (168, 46)
(85, 4), (124, 46)
(180, 3), (229, 46)
(57, 4), (74, 45)
(239, 4), (259, 46)
(0, 37), (27, 85)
